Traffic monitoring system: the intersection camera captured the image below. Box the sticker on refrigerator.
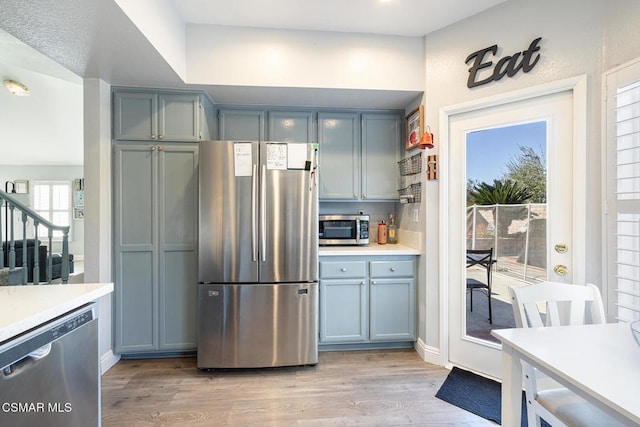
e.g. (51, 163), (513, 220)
(233, 143), (252, 176)
(287, 143), (308, 169)
(267, 144), (287, 170)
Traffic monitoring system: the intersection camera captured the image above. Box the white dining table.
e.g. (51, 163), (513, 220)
(492, 322), (640, 426)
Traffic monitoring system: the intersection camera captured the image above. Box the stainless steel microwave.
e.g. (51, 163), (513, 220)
(319, 214), (370, 246)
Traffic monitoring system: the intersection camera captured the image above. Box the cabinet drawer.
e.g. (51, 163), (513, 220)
(320, 261), (366, 279)
(370, 260), (415, 278)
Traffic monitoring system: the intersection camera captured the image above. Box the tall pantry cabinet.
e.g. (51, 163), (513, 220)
(114, 143), (198, 354)
(113, 88), (207, 355)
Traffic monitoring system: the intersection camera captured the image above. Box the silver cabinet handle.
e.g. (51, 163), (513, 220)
(151, 134), (157, 140)
(371, 281), (376, 285)
(151, 146), (156, 151)
(361, 281), (366, 285)
(158, 146), (163, 151)
(390, 267), (396, 272)
(341, 268), (347, 272)
(158, 134), (164, 139)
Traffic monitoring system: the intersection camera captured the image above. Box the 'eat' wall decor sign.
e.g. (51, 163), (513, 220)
(465, 37), (542, 88)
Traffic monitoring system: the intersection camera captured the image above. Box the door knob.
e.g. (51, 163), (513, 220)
(554, 264), (568, 276)
(554, 243), (568, 254)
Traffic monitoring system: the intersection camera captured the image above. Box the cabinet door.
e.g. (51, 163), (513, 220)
(158, 94), (201, 141)
(268, 110), (315, 142)
(218, 109), (265, 141)
(320, 279), (368, 343)
(318, 112), (360, 200)
(113, 92), (157, 141)
(362, 113), (401, 200)
(369, 278), (416, 341)
(114, 144), (158, 353)
(157, 144), (199, 350)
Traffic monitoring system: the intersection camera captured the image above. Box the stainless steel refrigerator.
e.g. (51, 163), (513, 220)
(197, 140), (318, 368)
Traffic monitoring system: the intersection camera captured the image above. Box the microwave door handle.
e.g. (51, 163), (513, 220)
(252, 164), (258, 262)
(356, 219), (361, 244)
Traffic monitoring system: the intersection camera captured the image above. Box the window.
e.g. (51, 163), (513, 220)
(32, 181), (72, 240)
(605, 59), (640, 322)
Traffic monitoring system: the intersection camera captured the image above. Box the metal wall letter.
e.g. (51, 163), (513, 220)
(465, 37), (542, 88)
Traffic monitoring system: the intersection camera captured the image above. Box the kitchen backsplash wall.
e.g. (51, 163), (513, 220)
(320, 201), (396, 243)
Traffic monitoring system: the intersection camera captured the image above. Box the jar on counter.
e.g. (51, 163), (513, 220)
(388, 215), (398, 244)
(378, 221), (387, 245)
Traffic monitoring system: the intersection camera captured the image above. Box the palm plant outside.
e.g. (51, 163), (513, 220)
(468, 145), (546, 239)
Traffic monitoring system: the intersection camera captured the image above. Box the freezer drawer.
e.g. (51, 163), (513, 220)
(197, 283), (318, 368)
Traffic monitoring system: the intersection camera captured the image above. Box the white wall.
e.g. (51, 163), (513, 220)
(83, 78), (117, 372)
(186, 24), (425, 92)
(0, 165), (84, 256)
(113, 0), (186, 80)
(0, 65), (83, 166)
(416, 0), (640, 356)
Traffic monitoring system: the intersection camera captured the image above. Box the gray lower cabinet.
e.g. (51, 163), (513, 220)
(114, 143), (198, 354)
(113, 90), (206, 142)
(319, 261), (368, 342)
(369, 260), (416, 341)
(319, 256), (416, 346)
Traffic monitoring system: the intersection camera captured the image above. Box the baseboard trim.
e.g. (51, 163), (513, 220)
(415, 338), (444, 366)
(100, 350), (121, 375)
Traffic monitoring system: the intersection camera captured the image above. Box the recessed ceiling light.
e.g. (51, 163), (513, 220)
(3, 79), (30, 96)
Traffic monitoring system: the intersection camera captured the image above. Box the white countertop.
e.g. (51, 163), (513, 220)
(0, 283), (114, 343)
(319, 244), (421, 256)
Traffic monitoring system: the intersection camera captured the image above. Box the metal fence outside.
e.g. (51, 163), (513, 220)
(467, 203), (547, 283)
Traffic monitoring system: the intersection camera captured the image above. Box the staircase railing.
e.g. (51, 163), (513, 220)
(0, 190), (70, 285)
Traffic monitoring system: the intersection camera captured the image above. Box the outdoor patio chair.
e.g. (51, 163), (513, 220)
(508, 281), (624, 427)
(466, 248), (494, 324)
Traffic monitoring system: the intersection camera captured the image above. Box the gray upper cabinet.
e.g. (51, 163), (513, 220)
(318, 112), (401, 201)
(114, 143), (198, 354)
(268, 110), (315, 142)
(218, 109), (265, 141)
(318, 112), (360, 200)
(362, 113), (401, 200)
(113, 90), (204, 141)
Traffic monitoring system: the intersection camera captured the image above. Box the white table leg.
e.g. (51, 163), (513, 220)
(502, 344), (523, 426)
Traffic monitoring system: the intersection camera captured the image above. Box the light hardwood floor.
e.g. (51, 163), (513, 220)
(101, 349), (494, 426)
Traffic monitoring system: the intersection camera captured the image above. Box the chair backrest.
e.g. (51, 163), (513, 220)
(466, 248), (493, 268)
(508, 281), (606, 328)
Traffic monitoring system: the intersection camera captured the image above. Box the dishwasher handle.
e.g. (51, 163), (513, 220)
(0, 303), (95, 371)
(2, 343), (52, 377)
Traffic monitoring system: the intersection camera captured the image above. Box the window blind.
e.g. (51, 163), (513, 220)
(33, 181), (72, 240)
(607, 62), (640, 322)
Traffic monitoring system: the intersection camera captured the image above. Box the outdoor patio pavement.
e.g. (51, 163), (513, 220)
(466, 262), (543, 343)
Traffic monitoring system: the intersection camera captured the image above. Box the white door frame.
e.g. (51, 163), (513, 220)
(437, 75), (588, 369)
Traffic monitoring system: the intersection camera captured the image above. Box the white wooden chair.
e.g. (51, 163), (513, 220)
(508, 281), (625, 427)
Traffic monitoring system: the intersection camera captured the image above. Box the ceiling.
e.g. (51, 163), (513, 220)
(170, 0), (508, 37)
(0, 0), (508, 165)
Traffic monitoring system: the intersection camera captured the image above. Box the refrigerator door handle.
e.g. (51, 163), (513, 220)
(261, 164), (267, 262)
(252, 163), (258, 262)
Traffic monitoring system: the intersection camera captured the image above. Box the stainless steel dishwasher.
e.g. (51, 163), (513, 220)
(0, 303), (99, 427)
